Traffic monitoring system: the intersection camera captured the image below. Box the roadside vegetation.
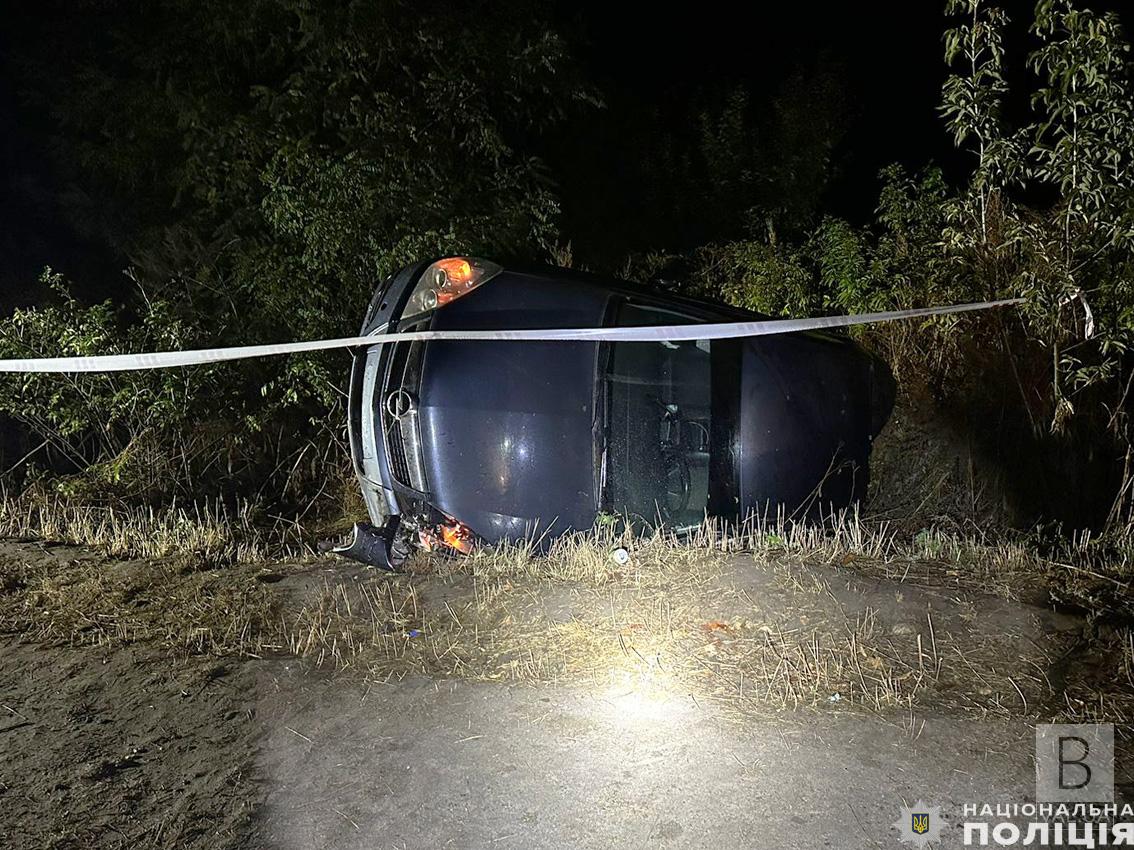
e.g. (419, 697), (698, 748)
(2, 506), (1132, 727)
(2, 0), (1134, 727)
(1, 1), (1132, 532)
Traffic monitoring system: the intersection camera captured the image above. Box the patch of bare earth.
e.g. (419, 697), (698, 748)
(0, 642), (260, 849)
(1, 525), (1132, 848)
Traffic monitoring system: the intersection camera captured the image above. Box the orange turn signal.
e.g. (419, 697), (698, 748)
(440, 521), (473, 554)
(406, 257), (502, 316)
(435, 257), (473, 284)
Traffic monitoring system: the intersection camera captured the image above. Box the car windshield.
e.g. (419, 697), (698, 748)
(602, 304), (713, 528)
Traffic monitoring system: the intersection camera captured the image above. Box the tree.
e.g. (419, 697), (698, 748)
(941, 0), (1134, 427)
(17, 0), (593, 341)
(940, 0), (1016, 245)
(0, 0), (594, 502)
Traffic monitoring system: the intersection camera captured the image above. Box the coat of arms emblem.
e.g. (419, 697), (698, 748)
(894, 801), (944, 848)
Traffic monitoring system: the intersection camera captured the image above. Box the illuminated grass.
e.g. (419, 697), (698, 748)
(1, 501), (1129, 722)
(275, 521), (1043, 716)
(0, 492), (310, 562)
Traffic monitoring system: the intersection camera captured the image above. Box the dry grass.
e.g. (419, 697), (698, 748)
(0, 552), (277, 655)
(275, 528), (726, 679)
(454, 524), (730, 583)
(277, 579), (942, 714)
(733, 508), (1049, 599)
(697, 616), (934, 712)
(0, 494), (297, 656)
(265, 513), (1115, 718)
(273, 522), (988, 715)
(2, 501), (1130, 721)
(1049, 626), (1134, 727)
(0, 492), (311, 563)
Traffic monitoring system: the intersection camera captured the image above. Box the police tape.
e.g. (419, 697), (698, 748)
(0, 298), (1024, 373)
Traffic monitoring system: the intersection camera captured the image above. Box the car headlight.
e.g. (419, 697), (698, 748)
(404, 256), (502, 318)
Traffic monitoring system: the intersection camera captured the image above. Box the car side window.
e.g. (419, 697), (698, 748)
(602, 301), (712, 528)
(611, 300), (703, 327)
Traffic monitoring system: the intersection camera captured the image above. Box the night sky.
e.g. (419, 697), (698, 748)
(561, 3), (957, 195)
(2, 1), (1133, 298)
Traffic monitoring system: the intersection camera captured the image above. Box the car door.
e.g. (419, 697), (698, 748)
(598, 295), (731, 528)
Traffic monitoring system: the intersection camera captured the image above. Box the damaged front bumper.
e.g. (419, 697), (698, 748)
(329, 511), (477, 570)
(330, 517), (405, 571)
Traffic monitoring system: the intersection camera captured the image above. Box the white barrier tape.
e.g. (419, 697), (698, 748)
(0, 298), (1024, 373)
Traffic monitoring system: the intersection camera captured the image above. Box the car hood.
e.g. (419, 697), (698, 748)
(414, 272), (609, 543)
(417, 338), (599, 542)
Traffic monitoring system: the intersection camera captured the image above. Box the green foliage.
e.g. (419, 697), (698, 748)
(690, 77), (849, 236)
(767, 66), (852, 231)
(813, 218), (870, 313)
(1024, 0), (1134, 401)
(0, 271), (202, 445)
(941, 0), (1018, 202)
(684, 166), (968, 383)
(1, 0), (594, 504)
(688, 165), (953, 314)
(626, 63), (851, 253)
(9, 0), (1134, 522)
(685, 0), (1134, 429)
(688, 238), (818, 318)
(0, 270), (229, 493)
(940, 0), (1134, 424)
(868, 167), (958, 307)
(27, 0), (592, 343)
(1029, 0), (1134, 219)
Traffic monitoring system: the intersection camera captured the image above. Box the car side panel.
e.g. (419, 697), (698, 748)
(738, 334), (878, 516)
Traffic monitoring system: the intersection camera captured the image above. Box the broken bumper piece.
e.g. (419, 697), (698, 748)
(330, 518), (404, 570)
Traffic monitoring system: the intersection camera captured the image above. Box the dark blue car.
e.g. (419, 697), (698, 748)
(336, 257), (894, 568)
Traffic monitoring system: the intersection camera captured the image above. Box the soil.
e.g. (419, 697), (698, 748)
(1, 542), (1130, 849)
(867, 390), (1018, 530)
(0, 641), (261, 849)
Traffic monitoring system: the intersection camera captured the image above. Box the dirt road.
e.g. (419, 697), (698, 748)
(1, 642), (260, 848)
(256, 670), (1038, 849)
(2, 639), (1048, 850)
(1, 542), (1127, 848)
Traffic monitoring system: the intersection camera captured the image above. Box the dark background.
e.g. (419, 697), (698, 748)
(2, 0), (1134, 531)
(2, 1), (1132, 298)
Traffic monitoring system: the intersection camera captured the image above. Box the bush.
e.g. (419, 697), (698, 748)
(0, 269), (349, 504)
(685, 1), (1134, 425)
(1, 0), (595, 509)
(0, 271), (205, 486)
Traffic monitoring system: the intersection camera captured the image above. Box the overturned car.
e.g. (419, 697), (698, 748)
(337, 257), (895, 569)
